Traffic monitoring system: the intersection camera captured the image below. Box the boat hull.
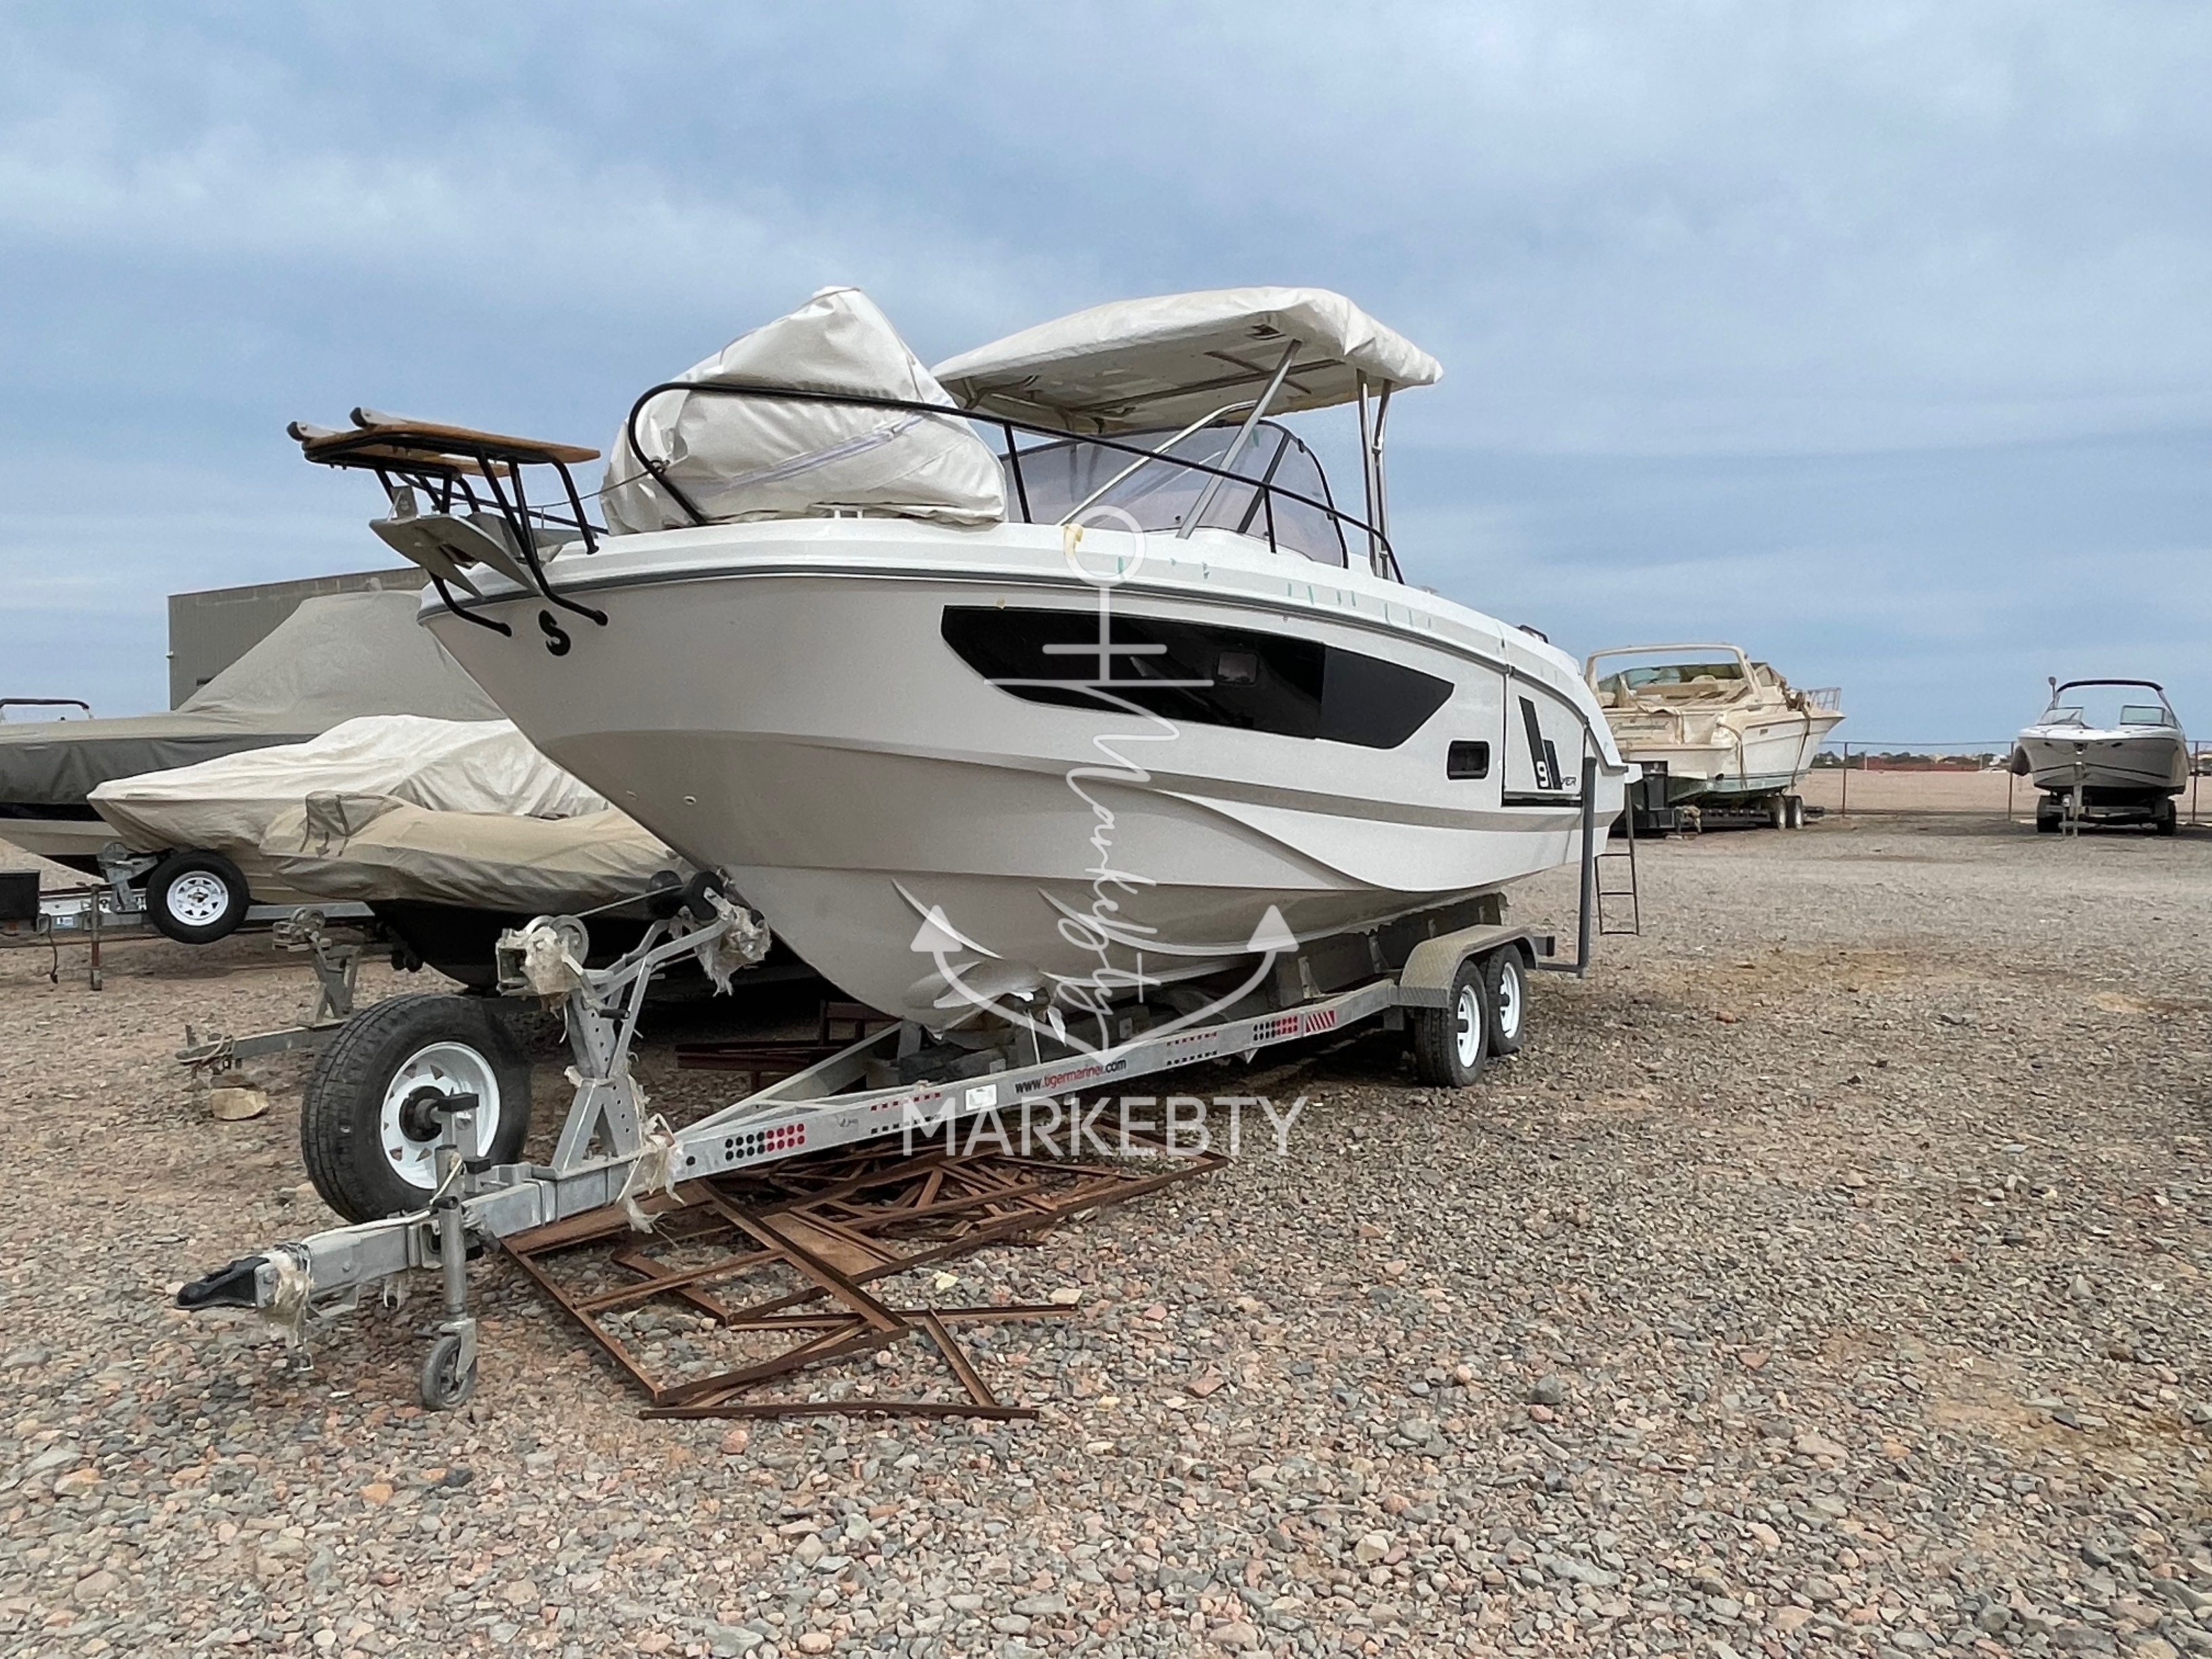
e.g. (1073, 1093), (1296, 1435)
(1603, 712), (1843, 803)
(422, 522), (1628, 1025)
(2015, 729), (2188, 798)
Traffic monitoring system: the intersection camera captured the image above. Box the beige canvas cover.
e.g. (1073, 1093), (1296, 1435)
(88, 716), (605, 856)
(0, 591), (501, 808)
(931, 287), (1442, 434)
(259, 797), (687, 912)
(601, 286), (1006, 534)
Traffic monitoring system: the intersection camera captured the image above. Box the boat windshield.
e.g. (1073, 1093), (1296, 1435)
(1591, 659), (1748, 703)
(1008, 421), (1349, 568)
(2043, 687), (2175, 729)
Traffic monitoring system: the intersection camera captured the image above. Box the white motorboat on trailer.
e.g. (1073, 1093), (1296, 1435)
(178, 293), (1639, 1402)
(2009, 678), (2188, 834)
(292, 285), (1631, 1038)
(1584, 643), (1842, 830)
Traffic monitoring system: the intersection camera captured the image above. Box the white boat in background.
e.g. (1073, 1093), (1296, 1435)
(2010, 678), (2188, 834)
(293, 285), (1633, 1033)
(1584, 643), (1842, 830)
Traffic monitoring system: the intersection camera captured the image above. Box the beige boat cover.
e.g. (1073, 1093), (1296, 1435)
(0, 590), (502, 808)
(259, 797), (688, 912)
(932, 287), (1442, 434)
(88, 716), (605, 856)
(601, 286), (1006, 534)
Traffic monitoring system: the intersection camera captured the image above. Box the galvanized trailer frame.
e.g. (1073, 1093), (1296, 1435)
(178, 900), (1555, 1396)
(178, 771), (1618, 1404)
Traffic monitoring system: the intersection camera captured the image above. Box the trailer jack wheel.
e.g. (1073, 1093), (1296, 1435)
(420, 1327), (478, 1410)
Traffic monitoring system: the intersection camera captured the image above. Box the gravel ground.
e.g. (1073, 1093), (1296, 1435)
(1, 814), (2208, 1658)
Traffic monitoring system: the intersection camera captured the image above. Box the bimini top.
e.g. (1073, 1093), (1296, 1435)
(931, 287), (1442, 434)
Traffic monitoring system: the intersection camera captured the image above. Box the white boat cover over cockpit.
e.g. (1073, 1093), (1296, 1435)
(601, 286), (1008, 534)
(931, 287), (1443, 433)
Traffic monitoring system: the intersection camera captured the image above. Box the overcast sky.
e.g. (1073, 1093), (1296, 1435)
(3, 3), (2207, 739)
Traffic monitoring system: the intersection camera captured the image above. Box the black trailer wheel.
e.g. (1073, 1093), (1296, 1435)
(2156, 799), (2179, 837)
(300, 994), (531, 1223)
(1483, 948), (1528, 1058)
(419, 1332), (478, 1410)
(1411, 957), (1489, 1088)
(146, 849), (251, 944)
(2035, 798), (2061, 834)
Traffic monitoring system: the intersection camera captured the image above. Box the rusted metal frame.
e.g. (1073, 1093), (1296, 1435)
(693, 1304), (1064, 1334)
(598, 1240), (768, 1322)
(724, 1214), (910, 1334)
(504, 1242), (671, 1401)
(918, 1309), (1002, 1410)
(740, 1153), (958, 1219)
(642, 1398), (1037, 1422)
(653, 1322), (904, 1410)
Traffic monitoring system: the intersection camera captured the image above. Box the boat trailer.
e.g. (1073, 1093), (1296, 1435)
(175, 876), (1564, 1407)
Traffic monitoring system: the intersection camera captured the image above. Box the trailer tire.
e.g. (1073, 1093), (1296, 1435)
(300, 994), (531, 1223)
(2035, 798), (2061, 834)
(2156, 799), (2179, 837)
(146, 849), (251, 944)
(1483, 949), (1528, 1058)
(1411, 958), (1489, 1088)
(419, 1331), (478, 1410)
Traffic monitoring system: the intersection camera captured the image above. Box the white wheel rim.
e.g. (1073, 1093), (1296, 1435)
(165, 871), (231, 927)
(1494, 961), (1523, 1041)
(1454, 986), (1482, 1069)
(377, 1042), (501, 1191)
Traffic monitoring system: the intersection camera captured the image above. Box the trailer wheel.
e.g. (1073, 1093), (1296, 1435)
(146, 850), (251, 944)
(419, 1331), (478, 1410)
(1483, 949), (1528, 1057)
(2035, 798), (2061, 834)
(1784, 794), (1806, 830)
(1411, 958), (1489, 1088)
(2156, 799), (2179, 837)
(300, 994), (531, 1223)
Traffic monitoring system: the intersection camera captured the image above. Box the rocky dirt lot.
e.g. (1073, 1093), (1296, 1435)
(1, 815), (2208, 1659)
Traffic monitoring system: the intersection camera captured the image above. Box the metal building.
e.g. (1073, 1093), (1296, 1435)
(167, 568), (427, 708)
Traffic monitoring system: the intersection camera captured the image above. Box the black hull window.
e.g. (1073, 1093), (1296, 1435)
(941, 606), (1452, 750)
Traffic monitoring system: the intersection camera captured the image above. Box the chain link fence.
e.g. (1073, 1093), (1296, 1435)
(1801, 740), (2212, 822)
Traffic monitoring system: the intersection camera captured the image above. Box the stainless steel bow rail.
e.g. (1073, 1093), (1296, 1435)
(175, 880), (1586, 1410)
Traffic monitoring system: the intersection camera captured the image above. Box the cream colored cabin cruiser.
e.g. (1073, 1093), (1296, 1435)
(1585, 643), (1842, 830)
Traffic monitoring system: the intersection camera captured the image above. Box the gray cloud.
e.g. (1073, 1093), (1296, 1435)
(0, 2), (2206, 733)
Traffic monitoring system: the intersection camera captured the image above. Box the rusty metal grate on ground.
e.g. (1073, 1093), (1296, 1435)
(503, 1141), (1223, 1420)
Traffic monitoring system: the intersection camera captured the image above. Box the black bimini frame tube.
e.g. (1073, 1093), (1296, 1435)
(620, 382), (1403, 577)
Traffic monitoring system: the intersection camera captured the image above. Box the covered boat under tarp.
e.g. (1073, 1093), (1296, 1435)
(0, 591), (501, 872)
(89, 716), (606, 861)
(262, 794), (715, 989)
(600, 285), (1006, 535)
(258, 796), (685, 914)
